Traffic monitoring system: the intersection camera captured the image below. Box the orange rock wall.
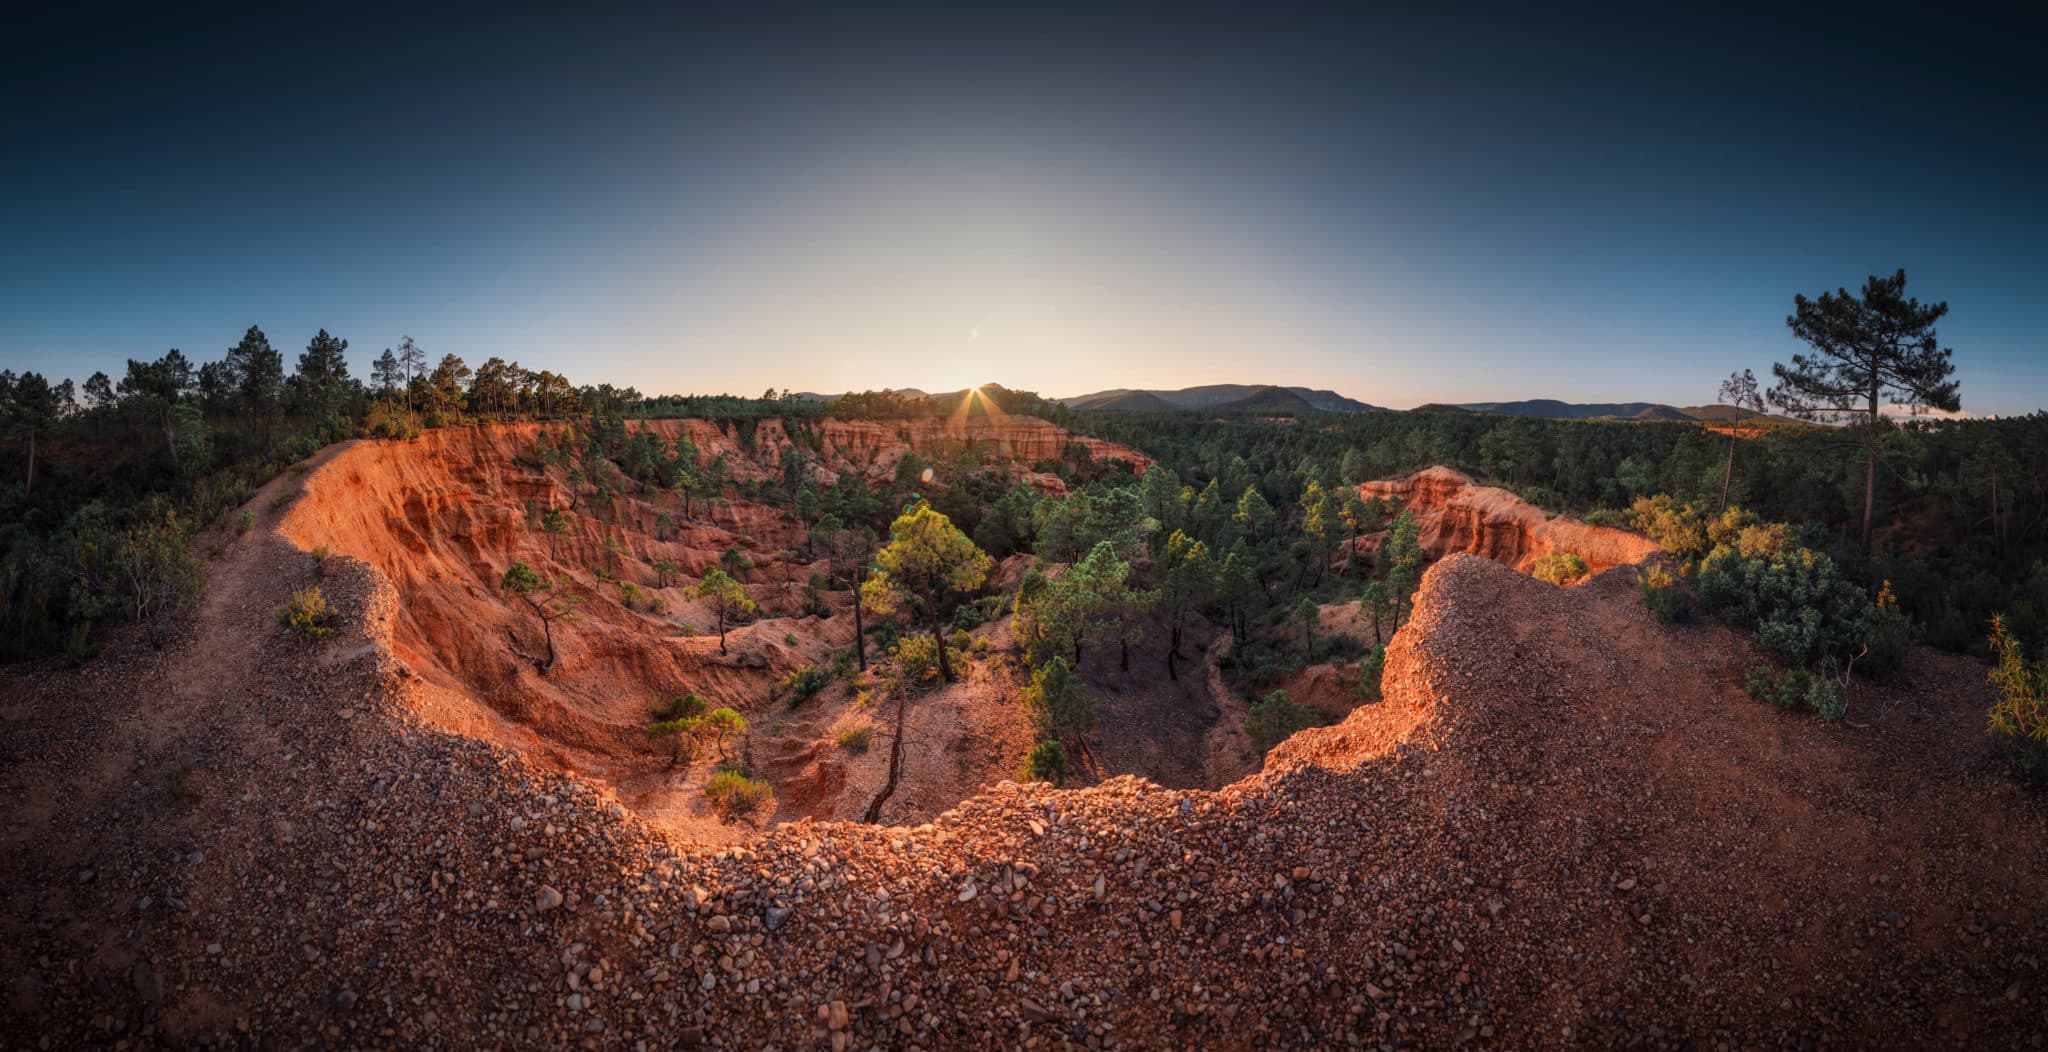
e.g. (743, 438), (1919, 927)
(1358, 466), (1658, 576)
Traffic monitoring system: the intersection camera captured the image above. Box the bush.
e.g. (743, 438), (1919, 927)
(1698, 542), (1870, 669)
(1744, 664), (1847, 718)
(1627, 495), (1707, 558)
(309, 544), (331, 573)
(234, 509), (255, 535)
(1532, 552), (1589, 587)
(1637, 562), (1687, 622)
(1988, 615), (2048, 781)
(889, 635), (956, 687)
(1022, 739), (1070, 786)
(276, 586), (336, 641)
(949, 602), (985, 631)
(1808, 664), (1848, 721)
(1583, 507), (1629, 529)
(832, 717), (874, 753)
(1744, 667), (1810, 708)
(362, 402), (421, 440)
(703, 769), (774, 816)
(781, 665), (832, 707)
(1243, 689), (1321, 751)
(652, 691), (708, 722)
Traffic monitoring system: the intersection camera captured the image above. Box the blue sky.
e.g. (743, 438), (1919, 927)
(3, 4), (2043, 413)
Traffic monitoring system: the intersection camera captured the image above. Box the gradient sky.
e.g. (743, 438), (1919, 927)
(4, 4), (2044, 413)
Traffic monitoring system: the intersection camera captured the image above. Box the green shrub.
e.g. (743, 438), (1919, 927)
(276, 586), (336, 641)
(1022, 739), (1071, 786)
(652, 691), (708, 722)
(234, 509), (255, 535)
(1988, 615), (2048, 781)
(1627, 495), (1707, 558)
(1808, 664), (1848, 721)
(703, 770), (774, 816)
(1532, 552), (1589, 586)
(781, 665), (831, 707)
(309, 544), (331, 572)
(1583, 508), (1629, 529)
(362, 402), (420, 440)
(1698, 542), (1870, 669)
(1243, 689), (1321, 751)
(889, 635), (953, 687)
(1637, 562), (1687, 622)
(1745, 665), (1829, 714)
(1021, 656), (1094, 743)
(832, 717), (874, 753)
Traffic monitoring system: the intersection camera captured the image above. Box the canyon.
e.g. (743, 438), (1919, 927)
(2, 428), (2043, 1049)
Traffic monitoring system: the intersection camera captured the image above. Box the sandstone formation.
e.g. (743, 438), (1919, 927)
(1359, 465), (1659, 577)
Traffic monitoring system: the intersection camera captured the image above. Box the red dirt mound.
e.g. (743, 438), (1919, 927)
(1359, 465), (1658, 577)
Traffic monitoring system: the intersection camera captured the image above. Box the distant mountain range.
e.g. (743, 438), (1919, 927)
(1419, 399), (1799, 424)
(788, 387), (1809, 424)
(1058, 384), (1389, 414)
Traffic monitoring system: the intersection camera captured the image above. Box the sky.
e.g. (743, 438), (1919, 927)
(3, 4), (2045, 414)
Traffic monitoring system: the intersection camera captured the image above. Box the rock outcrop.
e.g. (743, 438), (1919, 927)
(1359, 466), (1657, 576)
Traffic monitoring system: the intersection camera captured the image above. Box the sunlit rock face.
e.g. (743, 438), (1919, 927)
(1357, 466), (1659, 576)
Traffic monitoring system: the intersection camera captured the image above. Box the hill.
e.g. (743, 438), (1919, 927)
(1449, 399), (1695, 421)
(1207, 385), (1322, 414)
(1061, 383), (1387, 413)
(1429, 399), (1804, 424)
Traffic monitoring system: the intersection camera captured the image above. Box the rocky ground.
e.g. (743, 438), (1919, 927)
(3, 453), (2046, 1049)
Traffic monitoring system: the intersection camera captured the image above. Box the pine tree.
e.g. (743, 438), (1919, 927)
(224, 325), (284, 448)
(861, 501), (991, 682)
(294, 329), (352, 417)
(1771, 269), (1961, 549)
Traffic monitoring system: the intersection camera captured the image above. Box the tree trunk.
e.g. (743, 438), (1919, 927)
(1719, 432), (1736, 513)
(717, 612), (728, 655)
(1861, 386), (1879, 551)
(540, 614), (557, 672)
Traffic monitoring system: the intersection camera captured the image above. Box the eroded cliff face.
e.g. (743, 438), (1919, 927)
(1359, 466), (1658, 577)
(273, 417), (1142, 842)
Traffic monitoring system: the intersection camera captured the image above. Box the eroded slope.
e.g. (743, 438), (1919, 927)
(4, 448), (2045, 1049)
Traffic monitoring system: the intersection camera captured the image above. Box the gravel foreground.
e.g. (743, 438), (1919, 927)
(4, 456), (2046, 1050)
